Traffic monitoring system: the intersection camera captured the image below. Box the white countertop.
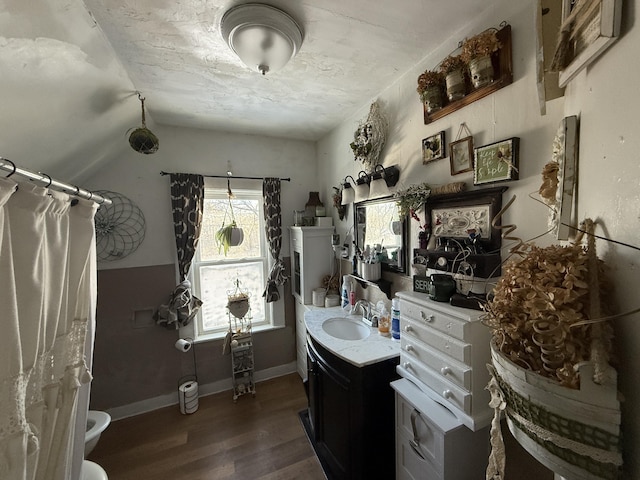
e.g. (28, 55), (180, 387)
(304, 306), (401, 367)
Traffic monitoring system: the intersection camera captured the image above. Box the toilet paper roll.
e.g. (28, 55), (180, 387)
(179, 381), (199, 415)
(175, 338), (192, 352)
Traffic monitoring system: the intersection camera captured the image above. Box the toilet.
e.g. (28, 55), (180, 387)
(82, 460), (108, 480)
(83, 410), (111, 479)
(85, 410), (111, 457)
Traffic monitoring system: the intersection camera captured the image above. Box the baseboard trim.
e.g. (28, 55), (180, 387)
(106, 361), (298, 421)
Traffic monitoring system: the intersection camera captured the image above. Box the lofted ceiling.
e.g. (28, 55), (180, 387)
(83, 0), (499, 140)
(0, 0), (500, 179)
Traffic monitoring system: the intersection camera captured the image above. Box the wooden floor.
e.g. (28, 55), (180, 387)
(88, 373), (326, 480)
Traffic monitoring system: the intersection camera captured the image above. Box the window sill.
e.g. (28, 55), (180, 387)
(194, 323), (286, 343)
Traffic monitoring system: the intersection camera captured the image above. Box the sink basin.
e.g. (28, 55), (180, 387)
(322, 317), (371, 340)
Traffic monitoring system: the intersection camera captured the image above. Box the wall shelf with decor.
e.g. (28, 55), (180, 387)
(423, 24), (513, 125)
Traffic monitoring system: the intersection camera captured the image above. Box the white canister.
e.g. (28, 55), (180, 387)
(312, 288), (326, 307)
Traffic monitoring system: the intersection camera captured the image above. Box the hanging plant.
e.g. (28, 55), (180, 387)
(128, 92), (159, 154)
(393, 182), (431, 220)
(215, 179), (244, 256)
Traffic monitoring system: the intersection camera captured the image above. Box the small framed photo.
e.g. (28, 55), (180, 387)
(422, 131), (445, 164)
(449, 136), (473, 175)
(473, 137), (520, 185)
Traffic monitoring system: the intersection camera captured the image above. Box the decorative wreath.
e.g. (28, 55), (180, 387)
(349, 101), (387, 172)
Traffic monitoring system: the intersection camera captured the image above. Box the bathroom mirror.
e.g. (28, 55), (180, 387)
(354, 196), (407, 274)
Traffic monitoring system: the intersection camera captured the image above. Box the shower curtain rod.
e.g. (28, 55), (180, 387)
(159, 171), (290, 182)
(0, 157), (112, 206)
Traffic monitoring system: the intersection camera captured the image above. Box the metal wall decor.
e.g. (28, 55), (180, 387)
(94, 190), (146, 261)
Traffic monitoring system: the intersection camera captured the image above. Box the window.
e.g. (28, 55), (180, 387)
(191, 187), (272, 340)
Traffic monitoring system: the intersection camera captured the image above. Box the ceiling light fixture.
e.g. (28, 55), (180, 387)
(221, 3), (303, 76)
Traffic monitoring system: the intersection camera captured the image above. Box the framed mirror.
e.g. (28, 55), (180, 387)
(354, 196), (408, 274)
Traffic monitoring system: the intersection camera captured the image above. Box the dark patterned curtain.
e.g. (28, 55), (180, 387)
(156, 173), (204, 329)
(262, 178), (288, 303)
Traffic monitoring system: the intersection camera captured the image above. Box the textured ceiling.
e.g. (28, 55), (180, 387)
(83, 0), (498, 140)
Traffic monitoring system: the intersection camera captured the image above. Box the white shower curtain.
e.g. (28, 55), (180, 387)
(0, 177), (97, 480)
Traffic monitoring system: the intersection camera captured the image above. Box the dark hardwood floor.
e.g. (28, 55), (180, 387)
(88, 373), (326, 480)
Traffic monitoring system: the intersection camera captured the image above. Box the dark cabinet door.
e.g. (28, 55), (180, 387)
(316, 356), (351, 479)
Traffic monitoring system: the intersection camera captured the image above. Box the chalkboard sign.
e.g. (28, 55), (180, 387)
(473, 137), (519, 185)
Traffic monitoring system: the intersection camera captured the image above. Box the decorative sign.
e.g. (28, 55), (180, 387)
(473, 137), (520, 185)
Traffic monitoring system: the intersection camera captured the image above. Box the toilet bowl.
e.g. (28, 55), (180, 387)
(85, 410), (111, 457)
(82, 460), (108, 480)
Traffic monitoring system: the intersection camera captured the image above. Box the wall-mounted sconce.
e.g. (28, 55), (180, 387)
(340, 175), (356, 205)
(368, 164), (400, 198)
(354, 171), (370, 203)
(340, 165), (401, 204)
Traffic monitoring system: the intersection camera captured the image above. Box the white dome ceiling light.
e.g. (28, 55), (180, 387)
(221, 3), (303, 76)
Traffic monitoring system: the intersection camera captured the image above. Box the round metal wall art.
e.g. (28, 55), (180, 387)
(93, 190), (146, 261)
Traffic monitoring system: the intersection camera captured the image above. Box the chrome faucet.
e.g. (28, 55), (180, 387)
(353, 299), (375, 325)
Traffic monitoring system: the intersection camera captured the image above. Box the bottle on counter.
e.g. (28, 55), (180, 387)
(378, 304), (390, 337)
(341, 275), (350, 310)
(391, 297), (401, 340)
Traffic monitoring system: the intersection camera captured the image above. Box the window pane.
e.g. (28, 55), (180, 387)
(199, 198), (262, 261)
(198, 261), (266, 331)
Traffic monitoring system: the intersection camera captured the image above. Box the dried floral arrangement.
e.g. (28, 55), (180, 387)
(416, 70), (444, 98)
(349, 101), (387, 172)
(332, 186), (347, 220)
(394, 182), (431, 220)
(461, 29), (501, 62)
(482, 214), (614, 389)
(439, 54), (466, 74)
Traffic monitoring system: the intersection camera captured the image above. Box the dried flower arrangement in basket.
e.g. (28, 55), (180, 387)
(416, 70), (444, 100)
(460, 28), (501, 62)
(439, 54), (466, 75)
(482, 227), (614, 389)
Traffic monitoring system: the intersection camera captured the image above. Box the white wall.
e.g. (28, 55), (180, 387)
(318, 0), (639, 478)
(84, 124), (318, 270)
(563, 1), (640, 476)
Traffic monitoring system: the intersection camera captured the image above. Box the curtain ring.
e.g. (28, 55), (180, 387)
(3, 159), (16, 177)
(41, 173), (52, 188)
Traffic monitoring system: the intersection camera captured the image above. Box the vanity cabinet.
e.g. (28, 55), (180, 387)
(307, 335), (399, 480)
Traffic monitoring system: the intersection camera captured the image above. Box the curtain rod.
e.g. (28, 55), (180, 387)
(0, 157), (112, 205)
(159, 171), (290, 182)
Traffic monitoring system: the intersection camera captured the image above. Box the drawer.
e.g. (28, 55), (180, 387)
(401, 317), (471, 364)
(396, 429), (441, 480)
(396, 394), (443, 472)
(400, 338), (472, 391)
(400, 299), (470, 341)
(400, 355), (471, 415)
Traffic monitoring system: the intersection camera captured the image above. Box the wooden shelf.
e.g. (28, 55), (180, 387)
(423, 25), (513, 124)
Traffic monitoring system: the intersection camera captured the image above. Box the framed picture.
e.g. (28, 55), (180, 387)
(557, 0), (622, 87)
(422, 131), (445, 163)
(473, 137), (520, 185)
(449, 136), (473, 175)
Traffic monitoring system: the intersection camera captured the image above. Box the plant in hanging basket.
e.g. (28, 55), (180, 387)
(460, 29), (501, 62)
(227, 291), (250, 319)
(215, 221), (245, 256)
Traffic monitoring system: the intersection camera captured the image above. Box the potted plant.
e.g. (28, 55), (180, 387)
(461, 29), (501, 88)
(215, 194), (244, 256)
(439, 54), (467, 101)
(393, 182), (431, 220)
(416, 70), (444, 113)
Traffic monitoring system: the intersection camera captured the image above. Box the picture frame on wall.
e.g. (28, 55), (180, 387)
(422, 131), (446, 163)
(473, 137), (520, 185)
(449, 136), (474, 175)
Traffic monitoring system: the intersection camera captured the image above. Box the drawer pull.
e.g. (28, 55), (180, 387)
(440, 366), (452, 376)
(404, 345), (414, 353)
(420, 311), (435, 322)
(403, 362), (412, 370)
(404, 325), (413, 333)
(409, 409), (426, 460)
(443, 389), (453, 399)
